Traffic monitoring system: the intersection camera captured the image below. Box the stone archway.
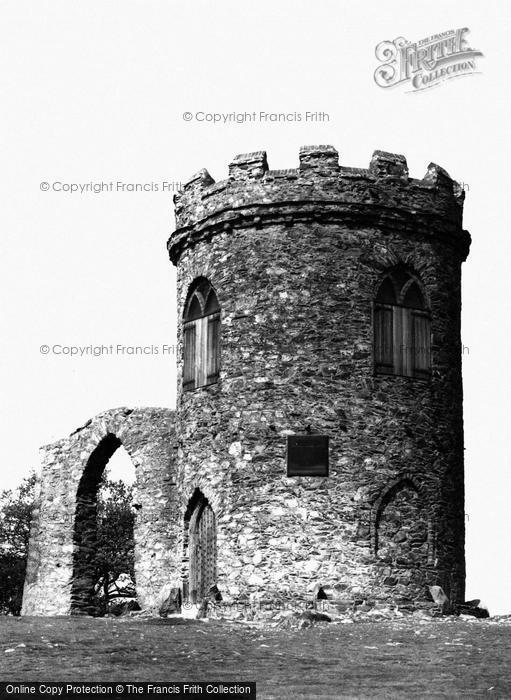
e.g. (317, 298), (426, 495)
(22, 407), (180, 616)
(71, 433), (124, 614)
(184, 489), (217, 603)
(372, 476), (433, 599)
(374, 479), (429, 566)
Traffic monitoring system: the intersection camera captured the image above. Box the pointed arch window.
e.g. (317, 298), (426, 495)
(183, 279), (220, 391)
(374, 269), (431, 378)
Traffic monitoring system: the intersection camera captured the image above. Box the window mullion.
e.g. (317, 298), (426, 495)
(195, 319), (203, 388)
(393, 306), (401, 375)
(200, 316), (208, 387)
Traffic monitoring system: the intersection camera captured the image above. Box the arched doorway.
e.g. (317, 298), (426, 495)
(71, 433), (135, 614)
(184, 490), (217, 602)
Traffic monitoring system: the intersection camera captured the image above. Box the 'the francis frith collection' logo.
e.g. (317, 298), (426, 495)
(374, 28), (483, 92)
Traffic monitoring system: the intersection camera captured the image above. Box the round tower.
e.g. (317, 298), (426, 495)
(167, 145), (470, 610)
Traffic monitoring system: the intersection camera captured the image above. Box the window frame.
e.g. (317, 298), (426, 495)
(373, 272), (431, 380)
(183, 281), (220, 392)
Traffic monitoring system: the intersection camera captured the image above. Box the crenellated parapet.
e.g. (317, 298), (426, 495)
(168, 146), (470, 264)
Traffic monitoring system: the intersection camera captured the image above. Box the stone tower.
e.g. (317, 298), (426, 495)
(22, 145), (470, 617)
(168, 145), (470, 607)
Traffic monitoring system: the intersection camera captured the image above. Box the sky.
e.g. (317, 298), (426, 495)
(1, 1), (510, 614)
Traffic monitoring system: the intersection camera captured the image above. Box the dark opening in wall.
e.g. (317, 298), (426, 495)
(71, 433), (135, 615)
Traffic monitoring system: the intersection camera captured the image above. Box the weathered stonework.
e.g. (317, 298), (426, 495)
(23, 145), (470, 616)
(22, 407), (179, 615)
(169, 146), (470, 607)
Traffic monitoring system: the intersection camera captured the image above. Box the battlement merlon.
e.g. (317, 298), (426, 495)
(168, 146), (471, 265)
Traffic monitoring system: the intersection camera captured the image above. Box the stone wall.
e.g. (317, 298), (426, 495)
(168, 146), (470, 607)
(22, 407), (179, 615)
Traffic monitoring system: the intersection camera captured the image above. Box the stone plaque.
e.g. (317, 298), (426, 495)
(287, 435), (329, 476)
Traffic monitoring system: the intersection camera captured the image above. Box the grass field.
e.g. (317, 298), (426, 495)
(1, 615), (510, 698)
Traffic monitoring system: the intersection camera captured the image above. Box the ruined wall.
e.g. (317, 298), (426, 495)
(22, 407), (179, 615)
(168, 146), (470, 606)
